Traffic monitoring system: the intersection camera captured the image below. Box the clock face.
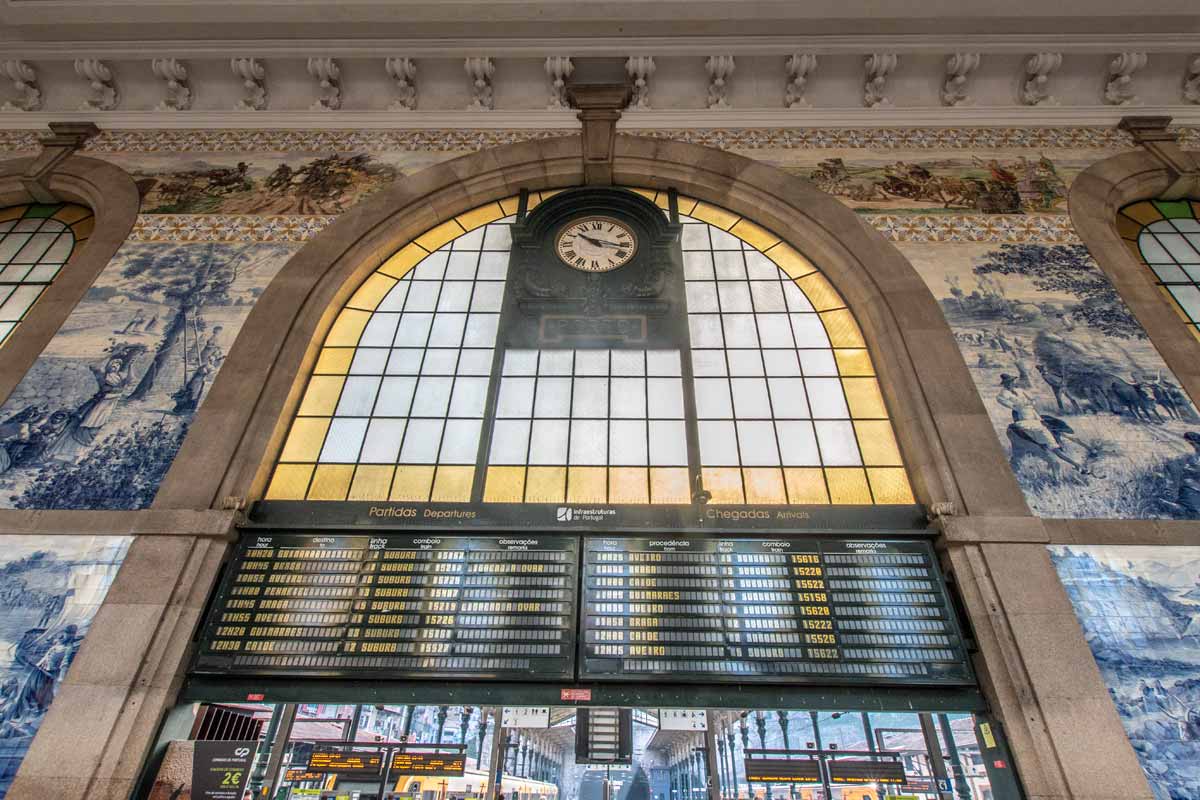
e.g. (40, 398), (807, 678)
(555, 216), (638, 272)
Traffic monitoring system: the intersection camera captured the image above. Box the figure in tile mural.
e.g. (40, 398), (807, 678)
(1050, 546), (1200, 800)
(0, 242), (296, 510)
(905, 242), (1200, 519)
(0, 536), (129, 796)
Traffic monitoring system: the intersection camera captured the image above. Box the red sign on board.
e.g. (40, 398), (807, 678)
(246, 693), (265, 701)
(561, 689), (592, 701)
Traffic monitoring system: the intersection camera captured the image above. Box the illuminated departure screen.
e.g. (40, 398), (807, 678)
(192, 532), (577, 679)
(389, 751), (467, 776)
(580, 537), (973, 685)
(307, 750), (384, 775)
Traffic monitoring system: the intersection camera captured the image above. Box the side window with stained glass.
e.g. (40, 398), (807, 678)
(0, 203), (94, 346)
(266, 190), (914, 507)
(1118, 199), (1200, 342)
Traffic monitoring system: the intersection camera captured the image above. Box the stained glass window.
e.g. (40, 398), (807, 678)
(1118, 199), (1200, 342)
(266, 190), (913, 506)
(0, 203), (94, 346)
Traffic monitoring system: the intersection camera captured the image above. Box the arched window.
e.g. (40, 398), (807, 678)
(1118, 198), (1200, 342)
(265, 190), (913, 506)
(0, 202), (94, 347)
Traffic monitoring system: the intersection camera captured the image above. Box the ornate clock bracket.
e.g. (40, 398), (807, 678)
(566, 83), (630, 186)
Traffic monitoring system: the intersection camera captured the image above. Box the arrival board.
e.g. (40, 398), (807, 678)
(580, 537), (973, 685)
(192, 532), (577, 679)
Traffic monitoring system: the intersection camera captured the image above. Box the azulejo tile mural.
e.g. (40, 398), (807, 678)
(0, 240), (296, 510)
(0, 535), (130, 798)
(92, 150), (459, 215)
(905, 242), (1200, 519)
(1050, 546), (1200, 800)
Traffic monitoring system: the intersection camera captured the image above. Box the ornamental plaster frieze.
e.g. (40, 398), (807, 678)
(2, 124), (1196, 157)
(125, 211), (1080, 245)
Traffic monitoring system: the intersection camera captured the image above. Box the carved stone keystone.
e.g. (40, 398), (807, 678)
(566, 83), (630, 186)
(22, 121), (100, 202)
(1119, 116), (1200, 200)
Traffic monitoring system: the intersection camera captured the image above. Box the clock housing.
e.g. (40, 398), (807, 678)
(502, 187), (684, 350)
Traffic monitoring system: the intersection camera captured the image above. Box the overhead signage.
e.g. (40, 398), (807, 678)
(826, 760), (907, 785)
(503, 707), (551, 728)
(251, 500), (925, 534)
(561, 688), (592, 702)
(192, 533), (578, 680)
(306, 750), (384, 776)
(284, 768), (323, 783)
(743, 759), (822, 783)
(658, 709), (707, 731)
(389, 751), (467, 776)
(191, 740), (257, 800)
(579, 537), (973, 686)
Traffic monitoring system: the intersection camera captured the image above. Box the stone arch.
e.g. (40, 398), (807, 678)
(153, 134), (1024, 517)
(0, 155), (140, 407)
(1069, 149), (1200, 409)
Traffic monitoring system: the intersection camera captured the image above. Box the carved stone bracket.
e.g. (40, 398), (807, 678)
(863, 53), (897, 108)
(566, 83), (629, 186)
(705, 55), (735, 110)
(0, 60), (41, 112)
(231, 58), (267, 111)
(74, 59), (118, 111)
(307, 57), (341, 111)
(151, 58), (192, 111)
(1105, 52), (1147, 106)
(1184, 55), (1200, 105)
(1022, 52), (1062, 106)
(1119, 116), (1200, 200)
(941, 52), (980, 107)
(545, 56), (574, 110)
(21, 121), (100, 203)
(465, 57), (495, 111)
(625, 56), (655, 111)
(385, 57), (417, 111)
(785, 53), (817, 109)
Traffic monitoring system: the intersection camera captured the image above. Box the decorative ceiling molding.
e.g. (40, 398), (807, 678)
(2, 106), (1200, 132)
(3, 33), (1200, 60)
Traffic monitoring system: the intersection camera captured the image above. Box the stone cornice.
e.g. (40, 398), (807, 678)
(2, 107), (1200, 135)
(3, 33), (1200, 59)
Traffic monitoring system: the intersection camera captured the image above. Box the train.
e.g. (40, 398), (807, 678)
(386, 767), (559, 800)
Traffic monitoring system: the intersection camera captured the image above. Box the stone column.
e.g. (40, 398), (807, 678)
(7, 511), (236, 799)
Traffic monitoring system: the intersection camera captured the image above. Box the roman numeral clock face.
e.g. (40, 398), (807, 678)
(555, 216), (638, 272)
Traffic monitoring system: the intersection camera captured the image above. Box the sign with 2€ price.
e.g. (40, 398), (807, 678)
(191, 740), (257, 800)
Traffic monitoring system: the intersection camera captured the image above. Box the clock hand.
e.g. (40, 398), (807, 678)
(579, 234), (624, 249)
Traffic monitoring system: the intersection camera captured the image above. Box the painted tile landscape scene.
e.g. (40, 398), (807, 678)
(93, 150), (457, 215)
(0, 241), (296, 510)
(748, 148), (1102, 215)
(904, 242), (1200, 519)
(1051, 545), (1200, 800)
(0, 535), (129, 797)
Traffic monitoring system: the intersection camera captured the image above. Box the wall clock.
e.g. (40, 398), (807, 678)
(554, 216), (638, 272)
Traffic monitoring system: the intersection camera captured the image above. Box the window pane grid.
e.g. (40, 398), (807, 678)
(680, 214), (890, 504)
(1123, 201), (1200, 335)
(273, 217), (509, 502)
(266, 195), (913, 506)
(0, 204), (91, 347)
(483, 348), (687, 504)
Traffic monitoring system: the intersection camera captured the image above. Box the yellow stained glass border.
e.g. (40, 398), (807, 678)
(265, 190), (915, 506)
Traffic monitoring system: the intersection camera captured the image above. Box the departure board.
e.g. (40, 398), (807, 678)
(193, 533), (577, 679)
(580, 537), (973, 685)
(307, 750), (384, 775)
(389, 751), (467, 776)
